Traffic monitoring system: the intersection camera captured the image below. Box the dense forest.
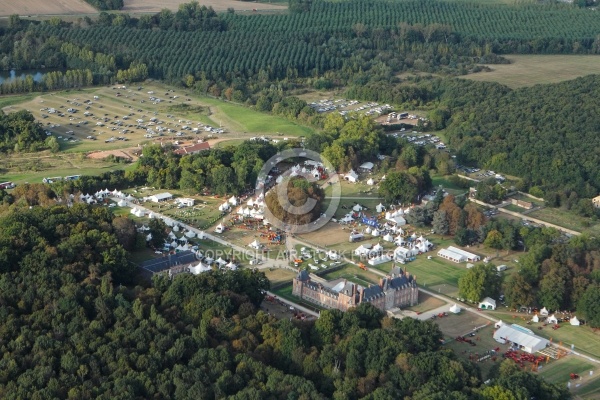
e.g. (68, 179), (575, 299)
(0, 110), (49, 153)
(0, 202), (569, 398)
(439, 76), (600, 197)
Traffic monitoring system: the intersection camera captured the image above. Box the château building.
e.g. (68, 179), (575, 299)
(292, 265), (418, 312)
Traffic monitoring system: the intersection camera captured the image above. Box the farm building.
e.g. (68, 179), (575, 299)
(292, 265), (418, 312)
(173, 142), (211, 155)
(437, 246), (480, 263)
(176, 197), (195, 207)
(479, 297), (496, 310)
(493, 324), (550, 354)
(149, 192), (173, 203)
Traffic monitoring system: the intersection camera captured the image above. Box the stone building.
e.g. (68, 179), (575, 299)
(292, 265), (418, 312)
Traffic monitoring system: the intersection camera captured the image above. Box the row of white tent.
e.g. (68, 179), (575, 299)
(531, 313), (580, 326)
(189, 259), (238, 275)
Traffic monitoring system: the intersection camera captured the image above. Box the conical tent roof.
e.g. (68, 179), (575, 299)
(449, 304), (461, 313)
(570, 316), (580, 326)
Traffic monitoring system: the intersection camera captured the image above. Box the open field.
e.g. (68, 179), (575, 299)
(320, 263), (381, 286)
(405, 292), (445, 314)
(1, 82), (315, 182)
(264, 268), (297, 287)
(431, 174), (469, 196)
(122, 0), (287, 13)
(0, 152), (135, 185)
(0, 0), (286, 17)
(528, 207), (600, 236)
(463, 55), (600, 89)
(0, 0), (96, 17)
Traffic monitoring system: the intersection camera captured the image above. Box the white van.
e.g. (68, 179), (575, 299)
(496, 265), (507, 272)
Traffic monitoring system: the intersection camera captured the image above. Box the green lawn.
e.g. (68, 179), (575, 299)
(538, 357), (594, 383)
(431, 174), (469, 195)
(190, 95), (315, 137)
(577, 375), (600, 398)
(320, 263), (381, 285)
(404, 256), (467, 289)
(463, 55), (600, 89)
(528, 207), (600, 235)
(0, 93), (38, 108)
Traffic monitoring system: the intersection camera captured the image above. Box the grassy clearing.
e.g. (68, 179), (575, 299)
(503, 204), (528, 213)
(463, 55), (600, 89)
(528, 207), (600, 235)
(405, 292), (445, 313)
(320, 263), (381, 285)
(577, 375), (600, 398)
(264, 268), (297, 287)
(431, 174), (469, 196)
(538, 357), (594, 383)
(0, 93), (38, 108)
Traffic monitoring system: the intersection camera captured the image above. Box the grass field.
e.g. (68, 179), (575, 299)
(528, 207), (600, 236)
(0, 0), (96, 17)
(431, 174), (469, 196)
(264, 268), (297, 287)
(320, 263), (381, 286)
(1, 82), (316, 183)
(464, 55), (600, 89)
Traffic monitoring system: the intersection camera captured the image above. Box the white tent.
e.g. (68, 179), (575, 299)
(185, 231), (196, 238)
(394, 236), (404, 246)
(197, 231), (205, 240)
(345, 170), (358, 183)
(372, 243), (383, 253)
(368, 254), (391, 266)
(340, 215), (354, 223)
(146, 233), (153, 241)
(376, 203), (385, 213)
(168, 231), (177, 239)
(249, 240), (261, 250)
(215, 223), (225, 233)
(237, 207), (245, 215)
(219, 203), (230, 212)
(366, 178), (375, 186)
(547, 314), (558, 324)
(247, 199), (254, 207)
(148, 212), (154, 219)
(228, 196), (238, 205)
(354, 245), (372, 256)
(372, 228), (380, 237)
(215, 257), (228, 266)
(383, 233), (394, 242)
(126, 194), (135, 201)
(494, 320), (504, 329)
(449, 304), (461, 314)
(226, 261), (238, 270)
(172, 225), (180, 232)
(170, 240), (178, 248)
(532, 314), (539, 323)
(540, 307), (549, 316)
(570, 316), (580, 326)
(189, 262), (212, 275)
(117, 199), (127, 207)
(353, 204), (363, 212)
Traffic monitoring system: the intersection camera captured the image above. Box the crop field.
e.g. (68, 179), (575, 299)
(464, 55), (600, 88)
(0, 0), (96, 17)
(122, 0), (287, 14)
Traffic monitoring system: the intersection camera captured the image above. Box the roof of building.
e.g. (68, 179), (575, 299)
(493, 324), (549, 351)
(174, 142), (211, 155)
(151, 192), (173, 201)
(447, 246), (479, 259)
(140, 250), (197, 273)
(359, 162), (374, 170)
(480, 297), (497, 307)
(296, 269), (310, 282)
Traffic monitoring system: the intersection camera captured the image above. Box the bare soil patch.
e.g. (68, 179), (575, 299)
(87, 149), (138, 161)
(1, 0), (96, 16)
(122, 0), (287, 13)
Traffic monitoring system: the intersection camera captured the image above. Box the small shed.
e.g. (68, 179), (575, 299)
(478, 297), (496, 310)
